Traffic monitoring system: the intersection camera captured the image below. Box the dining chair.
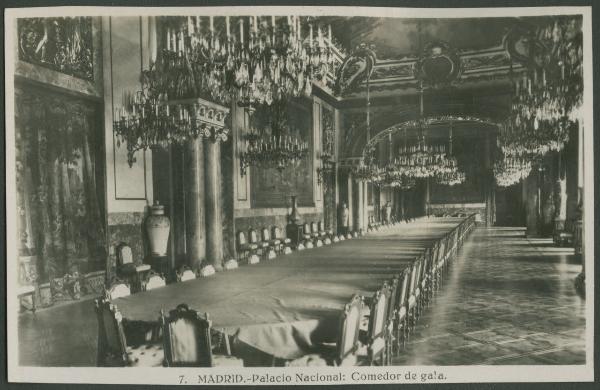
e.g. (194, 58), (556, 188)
(105, 279), (131, 300)
(176, 266), (197, 282)
(249, 228), (269, 259)
(261, 227), (278, 259)
(116, 243), (151, 292)
(359, 284), (391, 366)
(406, 261), (420, 338)
(237, 231), (259, 264)
(17, 256), (37, 313)
(199, 264), (216, 277)
(160, 303), (243, 367)
(311, 221), (323, 247)
(224, 259), (239, 270)
(272, 226), (292, 254)
(95, 297), (163, 367)
(300, 222), (313, 248)
(318, 220), (333, 244)
(143, 271), (166, 291)
(384, 276), (400, 364)
(394, 268), (411, 353)
(283, 294), (364, 367)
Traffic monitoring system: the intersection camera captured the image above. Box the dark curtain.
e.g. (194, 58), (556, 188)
(15, 85), (107, 281)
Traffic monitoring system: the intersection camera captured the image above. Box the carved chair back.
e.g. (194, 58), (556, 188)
(261, 227), (271, 242)
(161, 303), (213, 367)
(249, 229), (260, 244)
(311, 221), (318, 234)
(387, 276), (400, 321)
(116, 243), (134, 266)
(398, 268), (411, 308)
(95, 297), (128, 366)
(105, 279), (131, 300)
(336, 294), (363, 363)
(145, 271), (166, 291)
(177, 266), (197, 282)
(272, 226), (284, 240)
(237, 231), (247, 246)
(318, 221), (325, 232)
(303, 222), (311, 234)
(368, 283), (391, 341)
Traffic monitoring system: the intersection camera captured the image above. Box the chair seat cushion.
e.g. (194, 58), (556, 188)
(271, 239), (281, 245)
(213, 354), (244, 367)
(126, 343), (164, 367)
(282, 238), (291, 244)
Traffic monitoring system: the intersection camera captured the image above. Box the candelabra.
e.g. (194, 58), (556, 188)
(113, 90), (229, 167)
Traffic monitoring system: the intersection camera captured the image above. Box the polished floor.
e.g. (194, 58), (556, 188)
(17, 225), (586, 366)
(393, 227), (586, 365)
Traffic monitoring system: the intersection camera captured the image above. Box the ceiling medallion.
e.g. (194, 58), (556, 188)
(413, 41), (462, 87)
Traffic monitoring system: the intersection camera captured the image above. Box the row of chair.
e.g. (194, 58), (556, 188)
(236, 221), (343, 263)
(237, 226), (291, 264)
(106, 262), (224, 301)
(95, 298), (242, 367)
(97, 215), (476, 367)
(285, 214), (477, 367)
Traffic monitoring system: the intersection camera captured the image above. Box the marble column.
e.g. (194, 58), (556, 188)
(205, 139), (224, 271)
(525, 171), (540, 237)
(347, 172), (354, 232)
(363, 181), (369, 229)
(354, 179), (364, 232)
(400, 190), (406, 221)
(185, 137), (206, 269)
(424, 178), (431, 217)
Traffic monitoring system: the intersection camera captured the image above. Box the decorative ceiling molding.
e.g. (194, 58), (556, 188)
(339, 46), (523, 99)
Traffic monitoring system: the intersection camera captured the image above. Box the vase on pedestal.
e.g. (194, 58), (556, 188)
(288, 195), (301, 224)
(146, 201), (170, 256)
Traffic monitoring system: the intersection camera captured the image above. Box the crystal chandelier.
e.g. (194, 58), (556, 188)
(391, 89), (465, 184)
(500, 16), (582, 158)
(239, 100), (309, 175)
(155, 15), (338, 106)
(493, 155), (533, 187)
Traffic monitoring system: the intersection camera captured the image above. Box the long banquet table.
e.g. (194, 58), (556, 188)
(113, 217), (466, 362)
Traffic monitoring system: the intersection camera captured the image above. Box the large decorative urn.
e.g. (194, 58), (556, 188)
(146, 201), (170, 256)
(288, 195), (300, 224)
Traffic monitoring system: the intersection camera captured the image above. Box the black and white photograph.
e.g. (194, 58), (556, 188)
(4, 4), (594, 386)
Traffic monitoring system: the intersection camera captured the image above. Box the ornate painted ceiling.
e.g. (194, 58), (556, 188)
(323, 16), (554, 158)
